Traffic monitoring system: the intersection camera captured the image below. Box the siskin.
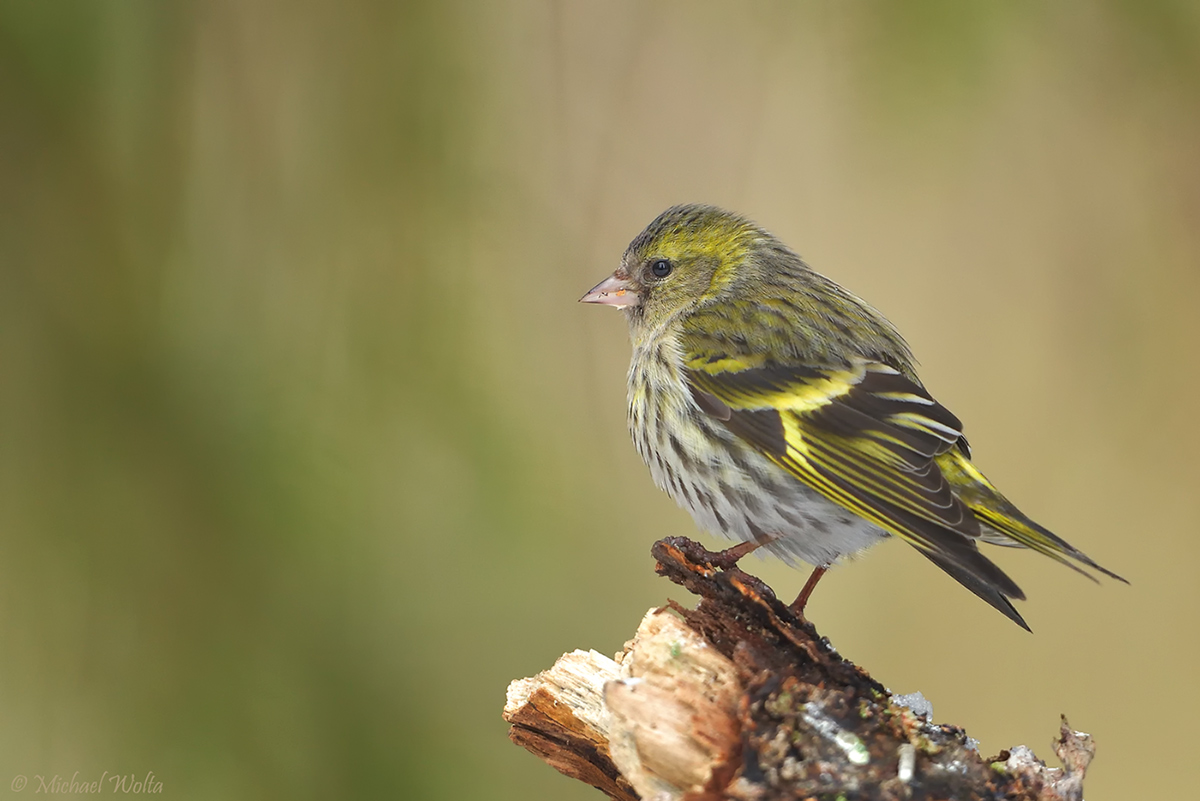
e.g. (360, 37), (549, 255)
(581, 204), (1124, 630)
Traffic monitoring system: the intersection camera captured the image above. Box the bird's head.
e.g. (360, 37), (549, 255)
(581, 204), (770, 333)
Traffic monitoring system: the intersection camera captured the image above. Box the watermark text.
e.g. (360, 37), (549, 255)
(10, 772), (162, 794)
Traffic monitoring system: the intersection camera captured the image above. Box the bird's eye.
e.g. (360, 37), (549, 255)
(650, 259), (673, 278)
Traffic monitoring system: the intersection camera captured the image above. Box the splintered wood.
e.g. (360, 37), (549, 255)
(607, 608), (742, 798)
(504, 648), (634, 801)
(503, 609), (739, 801)
(504, 537), (1096, 801)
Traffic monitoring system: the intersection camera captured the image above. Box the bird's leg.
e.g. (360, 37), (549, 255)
(789, 564), (829, 616)
(707, 530), (783, 569)
(707, 539), (764, 570)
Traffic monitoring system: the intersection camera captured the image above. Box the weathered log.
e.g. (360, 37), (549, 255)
(504, 536), (1095, 800)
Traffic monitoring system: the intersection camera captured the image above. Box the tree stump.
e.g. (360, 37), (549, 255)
(504, 537), (1096, 801)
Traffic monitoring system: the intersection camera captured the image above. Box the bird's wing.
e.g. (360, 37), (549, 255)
(682, 347), (1028, 623)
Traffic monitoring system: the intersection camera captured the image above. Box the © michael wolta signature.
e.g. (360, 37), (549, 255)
(10, 771), (162, 794)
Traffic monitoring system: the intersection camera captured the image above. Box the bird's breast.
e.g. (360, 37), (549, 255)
(625, 339), (888, 567)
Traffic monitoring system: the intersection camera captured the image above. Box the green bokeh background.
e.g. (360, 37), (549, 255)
(2, 2), (1197, 799)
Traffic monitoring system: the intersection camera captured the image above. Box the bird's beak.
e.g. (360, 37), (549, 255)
(580, 273), (640, 309)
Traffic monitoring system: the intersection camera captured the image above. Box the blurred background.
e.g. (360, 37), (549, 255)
(1, 1), (1197, 798)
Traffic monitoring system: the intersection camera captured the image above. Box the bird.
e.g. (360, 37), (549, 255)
(580, 204), (1124, 630)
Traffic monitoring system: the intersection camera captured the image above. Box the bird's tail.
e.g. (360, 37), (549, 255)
(919, 548), (1030, 631)
(970, 503), (1128, 583)
(939, 448), (1128, 584)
